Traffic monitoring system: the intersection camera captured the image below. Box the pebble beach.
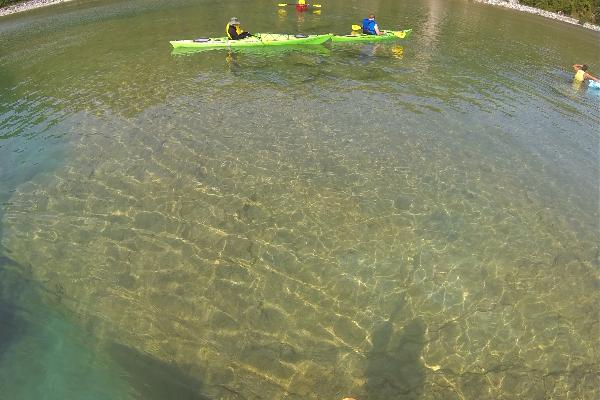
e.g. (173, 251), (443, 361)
(474, 0), (600, 31)
(0, 0), (73, 17)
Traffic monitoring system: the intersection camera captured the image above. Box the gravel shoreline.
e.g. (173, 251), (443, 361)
(474, 0), (600, 31)
(1, 0), (599, 32)
(0, 0), (73, 17)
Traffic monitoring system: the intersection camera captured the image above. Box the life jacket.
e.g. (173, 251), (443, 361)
(226, 23), (242, 39)
(574, 69), (585, 82)
(362, 18), (377, 35)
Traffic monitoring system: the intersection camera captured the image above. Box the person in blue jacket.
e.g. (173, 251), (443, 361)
(362, 14), (382, 35)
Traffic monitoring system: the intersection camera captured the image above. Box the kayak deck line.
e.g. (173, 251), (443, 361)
(331, 29), (412, 43)
(170, 33), (333, 49)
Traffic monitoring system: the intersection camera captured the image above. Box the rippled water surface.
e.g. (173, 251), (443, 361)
(1, 0), (599, 398)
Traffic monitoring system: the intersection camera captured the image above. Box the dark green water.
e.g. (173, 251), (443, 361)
(0, 0), (599, 398)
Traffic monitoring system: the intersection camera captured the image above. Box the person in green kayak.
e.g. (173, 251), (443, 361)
(362, 14), (383, 35)
(226, 17), (252, 40)
(572, 64), (600, 83)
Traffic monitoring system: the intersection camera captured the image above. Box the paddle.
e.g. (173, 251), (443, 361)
(278, 3), (322, 7)
(351, 25), (409, 38)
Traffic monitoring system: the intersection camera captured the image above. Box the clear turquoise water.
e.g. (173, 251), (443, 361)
(0, 0), (599, 398)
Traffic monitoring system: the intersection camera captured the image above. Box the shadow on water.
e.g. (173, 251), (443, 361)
(364, 295), (426, 400)
(0, 195), (208, 399)
(0, 255), (209, 399)
(0, 157), (207, 399)
(0, 257), (121, 399)
(0, 254), (29, 358)
(108, 343), (209, 400)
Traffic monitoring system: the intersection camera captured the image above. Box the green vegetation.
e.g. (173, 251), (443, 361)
(0, 0), (22, 6)
(519, 0), (600, 23)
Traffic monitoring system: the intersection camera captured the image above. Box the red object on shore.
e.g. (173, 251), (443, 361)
(295, 4), (308, 11)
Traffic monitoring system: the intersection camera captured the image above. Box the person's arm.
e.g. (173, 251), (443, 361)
(374, 23), (382, 35)
(586, 72), (600, 82)
(228, 25), (238, 40)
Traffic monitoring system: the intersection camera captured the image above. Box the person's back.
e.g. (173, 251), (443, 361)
(226, 17), (252, 40)
(574, 64), (587, 82)
(362, 14), (381, 35)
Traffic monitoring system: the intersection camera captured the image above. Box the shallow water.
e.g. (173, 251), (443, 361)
(0, 0), (599, 399)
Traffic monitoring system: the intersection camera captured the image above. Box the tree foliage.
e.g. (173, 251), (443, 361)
(0, 0), (23, 6)
(519, 0), (600, 22)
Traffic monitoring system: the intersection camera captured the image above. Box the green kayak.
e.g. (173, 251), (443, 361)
(172, 44), (332, 56)
(331, 29), (412, 43)
(170, 33), (332, 49)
